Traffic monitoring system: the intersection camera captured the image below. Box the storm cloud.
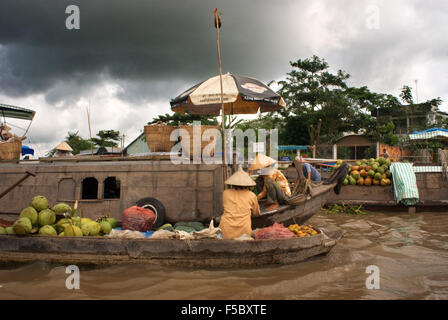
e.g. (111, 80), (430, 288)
(0, 0), (447, 155)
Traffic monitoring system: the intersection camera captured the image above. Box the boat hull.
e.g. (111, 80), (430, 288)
(252, 184), (336, 229)
(0, 227), (343, 268)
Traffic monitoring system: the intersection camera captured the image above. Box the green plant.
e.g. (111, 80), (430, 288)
(325, 204), (368, 215)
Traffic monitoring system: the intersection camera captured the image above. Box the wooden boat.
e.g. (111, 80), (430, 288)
(252, 183), (336, 228)
(327, 167), (448, 211)
(0, 226), (344, 268)
(0, 157), (337, 229)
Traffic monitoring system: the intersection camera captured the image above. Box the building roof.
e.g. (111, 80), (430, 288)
(0, 103), (35, 120)
(123, 132), (145, 153)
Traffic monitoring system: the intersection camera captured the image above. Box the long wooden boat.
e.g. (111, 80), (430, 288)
(0, 226), (344, 268)
(327, 169), (448, 210)
(0, 157), (336, 229)
(252, 183), (336, 228)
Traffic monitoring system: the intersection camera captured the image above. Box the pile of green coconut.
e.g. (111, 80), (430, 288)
(0, 195), (117, 237)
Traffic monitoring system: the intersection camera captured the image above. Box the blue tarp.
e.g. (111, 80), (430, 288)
(411, 127), (448, 134)
(21, 145), (34, 156)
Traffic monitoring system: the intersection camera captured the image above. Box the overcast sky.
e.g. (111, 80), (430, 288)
(0, 0), (447, 156)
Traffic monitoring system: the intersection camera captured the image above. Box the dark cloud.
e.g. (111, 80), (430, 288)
(0, 0), (307, 105)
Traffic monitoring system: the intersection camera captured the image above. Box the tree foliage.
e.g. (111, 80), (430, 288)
(91, 130), (121, 147)
(148, 113), (218, 126)
(65, 131), (92, 155)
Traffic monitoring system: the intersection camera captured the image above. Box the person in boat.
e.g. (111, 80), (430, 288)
(249, 154), (291, 211)
(219, 169), (261, 239)
(296, 155), (321, 183)
(53, 141), (74, 157)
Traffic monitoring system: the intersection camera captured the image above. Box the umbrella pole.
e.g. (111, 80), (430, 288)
(214, 9), (228, 187)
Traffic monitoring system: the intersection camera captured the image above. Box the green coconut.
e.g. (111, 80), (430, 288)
(38, 209), (56, 226)
(386, 170), (392, 178)
(81, 221), (101, 236)
(73, 225), (83, 237)
(30, 195), (49, 212)
(13, 217), (32, 235)
(106, 218), (117, 229)
(343, 178), (349, 186)
(62, 224), (74, 236)
(72, 216), (82, 228)
(377, 157), (386, 165)
(80, 218), (93, 226)
(6, 226), (15, 235)
(38, 225), (57, 236)
(0, 226), (6, 235)
(62, 224), (82, 237)
(52, 203), (72, 214)
(377, 166), (385, 174)
(374, 172), (382, 181)
(55, 218), (72, 233)
(100, 221), (112, 235)
(368, 170), (375, 177)
(20, 207), (38, 226)
(349, 177), (357, 185)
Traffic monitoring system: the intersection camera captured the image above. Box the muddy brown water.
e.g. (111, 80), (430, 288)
(0, 210), (447, 300)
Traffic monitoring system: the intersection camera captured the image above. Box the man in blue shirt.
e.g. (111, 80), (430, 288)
(297, 156), (322, 182)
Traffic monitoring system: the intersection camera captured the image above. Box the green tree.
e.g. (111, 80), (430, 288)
(66, 131), (92, 154)
(378, 122), (399, 146)
(273, 56), (384, 145)
(400, 85), (414, 104)
(148, 113), (218, 126)
(92, 130), (121, 147)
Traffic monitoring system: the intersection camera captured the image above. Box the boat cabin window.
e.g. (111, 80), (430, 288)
(104, 177), (120, 199)
(81, 177), (98, 199)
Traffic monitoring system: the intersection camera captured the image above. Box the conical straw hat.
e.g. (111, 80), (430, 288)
(55, 141), (73, 152)
(225, 169), (256, 187)
(248, 154), (277, 170)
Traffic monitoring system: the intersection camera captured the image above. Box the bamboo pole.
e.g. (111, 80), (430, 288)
(214, 8), (226, 166)
(214, 8), (228, 186)
(86, 104), (94, 155)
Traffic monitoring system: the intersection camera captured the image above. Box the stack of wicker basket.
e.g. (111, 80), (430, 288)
(144, 121), (177, 152)
(179, 125), (219, 158)
(144, 121), (220, 157)
(0, 141), (22, 161)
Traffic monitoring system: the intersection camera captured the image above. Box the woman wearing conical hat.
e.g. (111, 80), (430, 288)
(53, 141), (74, 157)
(249, 154), (291, 211)
(218, 169), (260, 239)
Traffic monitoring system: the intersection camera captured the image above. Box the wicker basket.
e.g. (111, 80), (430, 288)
(179, 125), (219, 158)
(0, 141), (22, 161)
(144, 121), (177, 152)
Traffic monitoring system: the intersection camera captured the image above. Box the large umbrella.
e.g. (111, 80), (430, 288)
(170, 73), (286, 115)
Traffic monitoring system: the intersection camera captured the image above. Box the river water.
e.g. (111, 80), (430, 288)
(0, 210), (447, 300)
